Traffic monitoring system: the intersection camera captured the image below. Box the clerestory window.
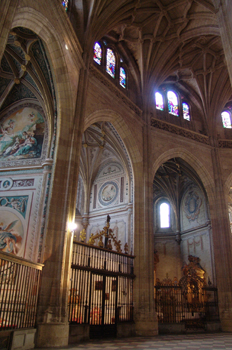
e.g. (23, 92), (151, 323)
(155, 90), (191, 121)
(160, 202), (170, 228)
(93, 41), (127, 89)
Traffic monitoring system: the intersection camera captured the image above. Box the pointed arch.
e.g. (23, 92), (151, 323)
(84, 109), (143, 169)
(152, 148), (215, 207)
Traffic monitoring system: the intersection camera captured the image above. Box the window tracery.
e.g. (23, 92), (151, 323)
(93, 41), (127, 90)
(120, 67), (126, 88)
(62, 0), (68, 11)
(221, 111), (231, 128)
(94, 42), (102, 65)
(106, 48), (115, 78)
(182, 102), (190, 121)
(155, 90), (191, 121)
(167, 91), (179, 116)
(155, 92), (164, 111)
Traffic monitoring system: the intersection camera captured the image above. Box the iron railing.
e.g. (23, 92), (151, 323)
(155, 285), (219, 327)
(0, 251), (43, 331)
(69, 241), (135, 325)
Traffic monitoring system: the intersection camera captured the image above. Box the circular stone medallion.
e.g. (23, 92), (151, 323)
(99, 181), (118, 206)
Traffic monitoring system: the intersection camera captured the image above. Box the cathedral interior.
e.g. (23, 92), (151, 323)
(1, 0), (232, 348)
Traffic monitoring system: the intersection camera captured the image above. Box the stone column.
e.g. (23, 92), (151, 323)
(215, 1), (232, 86)
(0, 0), (18, 61)
(210, 147), (232, 331)
(36, 62), (89, 346)
(127, 203), (133, 252)
(133, 114), (158, 336)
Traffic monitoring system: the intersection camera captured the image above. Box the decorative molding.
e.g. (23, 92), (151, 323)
(151, 118), (210, 145)
(98, 181), (119, 206)
(0, 195), (28, 218)
(28, 176), (43, 261)
(89, 64), (142, 117)
(13, 179), (34, 187)
(218, 139), (232, 148)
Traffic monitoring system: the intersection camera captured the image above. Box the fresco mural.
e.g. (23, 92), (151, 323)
(0, 211), (24, 256)
(0, 107), (45, 160)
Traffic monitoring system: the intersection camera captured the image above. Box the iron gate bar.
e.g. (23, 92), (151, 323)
(155, 285), (219, 325)
(0, 251), (43, 331)
(71, 264), (135, 278)
(69, 241), (135, 328)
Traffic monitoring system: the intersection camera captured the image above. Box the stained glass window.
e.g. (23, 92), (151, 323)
(221, 111), (232, 128)
(62, 0), (68, 11)
(182, 102), (190, 121)
(167, 91), (179, 116)
(106, 48), (115, 78)
(120, 67), (126, 88)
(155, 92), (164, 111)
(93, 42), (102, 65)
(160, 202), (170, 228)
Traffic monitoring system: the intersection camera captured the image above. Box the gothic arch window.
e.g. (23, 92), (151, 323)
(221, 110), (232, 128)
(62, 0), (68, 11)
(93, 42), (102, 65)
(159, 202), (170, 228)
(182, 102), (190, 121)
(106, 48), (115, 78)
(167, 90), (179, 116)
(155, 90), (191, 121)
(120, 67), (126, 88)
(93, 41), (128, 90)
(155, 92), (164, 111)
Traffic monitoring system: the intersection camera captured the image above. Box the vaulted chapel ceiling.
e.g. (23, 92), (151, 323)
(0, 28), (55, 123)
(74, 0), (232, 133)
(80, 122), (131, 187)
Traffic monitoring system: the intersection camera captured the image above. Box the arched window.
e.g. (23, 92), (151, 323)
(155, 92), (164, 111)
(62, 0), (68, 11)
(167, 91), (179, 116)
(182, 102), (190, 121)
(221, 111), (232, 128)
(106, 48), (115, 78)
(120, 67), (126, 88)
(93, 42), (102, 65)
(160, 202), (170, 228)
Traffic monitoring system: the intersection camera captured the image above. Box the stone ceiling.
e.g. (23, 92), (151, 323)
(73, 0), (232, 134)
(0, 27), (55, 120)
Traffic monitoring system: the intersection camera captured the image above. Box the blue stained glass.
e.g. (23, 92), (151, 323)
(167, 91), (179, 116)
(155, 92), (164, 111)
(221, 111), (231, 128)
(106, 48), (115, 78)
(94, 42), (102, 65)
(182, 102), (190, 121)
(120, 67), (126, 88)
(62, 0), (68, 11)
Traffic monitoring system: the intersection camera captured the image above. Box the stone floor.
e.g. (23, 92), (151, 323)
(37, 333), (232, 350)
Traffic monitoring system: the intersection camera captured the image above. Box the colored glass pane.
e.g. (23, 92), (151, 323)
(183, 102), (190, 121)
(155, 92), (164, 111)
(221, 111), (231, 128)
(160, 203), (170, 228)
(167, 91), (179, 116)
(62, 0), (68, 11)
(120, 67), (126, 88)
(93, 42), (102, 65)
(106, 48), (115, 78)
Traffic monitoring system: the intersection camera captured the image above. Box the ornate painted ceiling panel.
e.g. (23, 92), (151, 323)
(0, 27), (55, 115)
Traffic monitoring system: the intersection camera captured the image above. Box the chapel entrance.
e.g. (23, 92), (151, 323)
(68, 216), (134, 339)
(89, 274), (118, 338)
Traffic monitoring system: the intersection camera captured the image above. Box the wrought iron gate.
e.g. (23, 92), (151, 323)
(68, 239), (135, 338)
(89, 273), (118, 338)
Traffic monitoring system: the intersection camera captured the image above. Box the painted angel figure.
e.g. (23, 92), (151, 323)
(0, 220), (21, 255)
